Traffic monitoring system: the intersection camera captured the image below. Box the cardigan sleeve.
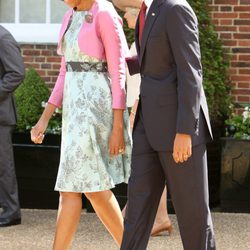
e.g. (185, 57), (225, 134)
(97, 8), (130, 109)
(48, 56), (66, 107)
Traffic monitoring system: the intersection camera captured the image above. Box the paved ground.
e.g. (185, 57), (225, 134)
(0, 210), (250, 250)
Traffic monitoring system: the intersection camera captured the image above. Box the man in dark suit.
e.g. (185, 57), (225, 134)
(0, 25), (25, 227)
(119, 0), (216, 249)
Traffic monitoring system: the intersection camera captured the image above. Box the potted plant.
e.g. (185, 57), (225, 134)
(220, 104), (250, 212)
(13, 68), (62, 209)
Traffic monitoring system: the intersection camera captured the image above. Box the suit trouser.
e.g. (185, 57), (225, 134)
(0, 125), (20, 219)
(121, 115), (216, 250)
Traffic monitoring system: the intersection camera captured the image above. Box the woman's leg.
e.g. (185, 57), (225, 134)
(151, 187), (172, 236)
(154, 187), (169, 224)
(85, 190), (123, 246)
(53, 192), (82, 250)
(122, 186), (172, 236)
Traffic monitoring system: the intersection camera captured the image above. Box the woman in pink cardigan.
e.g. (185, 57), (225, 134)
(31, 0), (131, 249)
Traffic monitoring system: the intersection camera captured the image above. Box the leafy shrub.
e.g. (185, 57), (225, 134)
(225, 104), (250, 140)
(15, 68), (61, 134)
(190, 0), (231, 122)
(15, 68), (50, 131)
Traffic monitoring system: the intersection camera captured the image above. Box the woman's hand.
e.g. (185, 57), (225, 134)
(30, 119), (48, 144)
(109, 127), (125, 156)
(30, 102), (57, 144)
(129, 113), (135, 132)
(129, 99), (139, 132)
(109, 109), (125, 156)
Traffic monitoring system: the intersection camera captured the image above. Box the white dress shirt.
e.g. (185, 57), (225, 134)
(144, 0), (154, 14)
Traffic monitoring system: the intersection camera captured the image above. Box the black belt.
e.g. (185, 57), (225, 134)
(66, 61), (108, 72)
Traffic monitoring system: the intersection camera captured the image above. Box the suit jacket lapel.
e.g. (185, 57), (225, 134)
(139, 0), (164, 64)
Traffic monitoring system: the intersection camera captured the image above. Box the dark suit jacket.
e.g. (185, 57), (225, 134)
(0, 25), (25, 126)
(128, 0), (213, 151)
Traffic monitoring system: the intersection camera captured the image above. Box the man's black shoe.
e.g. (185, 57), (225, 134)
(0, 217), (21, 227)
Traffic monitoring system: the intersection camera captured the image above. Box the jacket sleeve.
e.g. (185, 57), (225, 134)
(0, 36), (25, 101)
(48, 56), (66, 107)
(97, 7), (130, 109)
(166, 4), (202, 135)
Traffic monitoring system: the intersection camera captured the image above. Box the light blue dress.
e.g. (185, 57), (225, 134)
(54, 11), (131, 193)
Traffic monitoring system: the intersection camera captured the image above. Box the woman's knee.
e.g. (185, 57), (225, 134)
(59, 192), (82, 202)
(84, 190), (111, 203)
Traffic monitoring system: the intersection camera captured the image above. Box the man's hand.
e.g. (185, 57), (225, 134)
(172, 133), (192, 163)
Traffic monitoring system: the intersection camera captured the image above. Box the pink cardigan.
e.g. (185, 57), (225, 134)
(48, 0), (130, 109)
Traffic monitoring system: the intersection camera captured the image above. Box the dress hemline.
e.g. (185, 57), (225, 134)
(54, 179), (129, 193)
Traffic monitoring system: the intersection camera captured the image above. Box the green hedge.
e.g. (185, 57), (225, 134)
(190, 0), (231, 122)
(15, 68), (50, 132)
(15, 68), (61, 134)
(119, 0), (231, 124)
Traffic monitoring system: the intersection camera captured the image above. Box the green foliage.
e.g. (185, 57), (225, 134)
(189, 0), (231, 122)
(225, 104), (250, 140)
(15, 68), (62, 134)
(15, 68), (50, 131)
(118, 0), (232, 123)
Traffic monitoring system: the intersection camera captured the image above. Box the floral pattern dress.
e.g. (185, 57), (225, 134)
(54, 10), (131, 193)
